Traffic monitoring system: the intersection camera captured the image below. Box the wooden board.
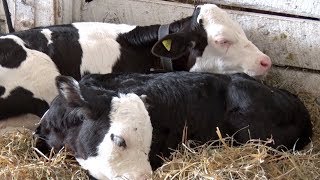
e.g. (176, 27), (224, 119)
(81, 0), (320, 71)
(57, 0), (82, 25)
(266, 67), (320, 96)
(203, 0), (320, 19)
(0, 0), (70, 32)
(34, 0), (55, 27)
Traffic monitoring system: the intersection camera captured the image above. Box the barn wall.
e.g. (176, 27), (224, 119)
(202, 0), (320, 19)
(0, 0), (83, 33)
(81, 0), (320, 96)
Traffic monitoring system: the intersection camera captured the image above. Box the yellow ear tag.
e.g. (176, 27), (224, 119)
(162, 39), (172, 51)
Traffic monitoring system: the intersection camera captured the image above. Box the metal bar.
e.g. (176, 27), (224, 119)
(2, 0), (14, 33)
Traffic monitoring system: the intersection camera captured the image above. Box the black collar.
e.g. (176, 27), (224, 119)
(157, 24), (173, 71)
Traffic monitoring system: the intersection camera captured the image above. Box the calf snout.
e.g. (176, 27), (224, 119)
(258, 55), (272, 70)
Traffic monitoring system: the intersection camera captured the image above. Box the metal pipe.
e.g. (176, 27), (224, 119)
(2, 0), (14, 33)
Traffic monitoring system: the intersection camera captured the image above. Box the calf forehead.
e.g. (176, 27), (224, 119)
(109, 94), (152, 142)
(76, 93), (152, 179)
(197, 4), (245, 35)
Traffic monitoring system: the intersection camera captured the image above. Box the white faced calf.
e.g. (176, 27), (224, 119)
(36, 79), (153, 180)
(35, 72), (312, 180)
(0, 4), (271, 126)
(77, 94), (153, 180)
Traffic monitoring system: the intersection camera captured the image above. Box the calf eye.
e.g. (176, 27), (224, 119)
(110, 133), (127, 148)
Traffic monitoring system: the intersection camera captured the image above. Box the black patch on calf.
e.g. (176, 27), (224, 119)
(0, 38), (27, 68)
(114, 16), (208, 72)
(48, 25), (83, 80)
(35, 85), (116, 160)
(0, 86), (5, 96)
(223, 74), (312, 150)
(0, 87), (49, 120)
(15, 28), (51, 53)
(13, 25), (83, 80)
(114, 25), (160, 73)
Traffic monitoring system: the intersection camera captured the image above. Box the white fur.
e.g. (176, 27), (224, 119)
(191, 4), (271, 76)
(76, 93), (153, 180)
(41, 29), (53, 45)
(72, 22), (136, 75)
(0, 35), (60, 103)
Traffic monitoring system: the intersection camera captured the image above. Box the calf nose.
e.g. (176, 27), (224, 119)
(259, 55), (272, 69)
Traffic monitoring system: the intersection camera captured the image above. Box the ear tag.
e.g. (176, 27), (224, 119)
(162, 39), (172, 51)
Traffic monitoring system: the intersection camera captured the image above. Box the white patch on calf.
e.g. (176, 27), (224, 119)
(76, 93), (153, 180)
(191, 4), (271, 76)
(40, 29), (53, 45)
(72, 22), (136, 75)
(0, 35), (60, 103)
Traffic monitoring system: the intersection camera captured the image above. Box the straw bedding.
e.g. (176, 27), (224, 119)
(0, 91), (319, 179)
(0, 130), (88, 179)
(2, 1), (318, 179)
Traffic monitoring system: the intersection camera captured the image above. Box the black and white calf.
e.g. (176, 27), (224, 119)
(35, 72), (312, 180)
(0, 4), (272, 122)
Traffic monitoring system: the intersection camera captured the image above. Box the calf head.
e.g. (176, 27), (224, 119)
(35, 76), (153, 180)
(152, 4), (271, 77)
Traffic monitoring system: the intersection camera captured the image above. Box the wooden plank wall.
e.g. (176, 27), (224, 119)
(0, 0), (82, 32)
(202, 0), (320, 19)
(0, 1), (6, 33)
(81, 0), (320, 96)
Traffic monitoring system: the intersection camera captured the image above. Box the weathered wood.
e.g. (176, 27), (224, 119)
(72, 0), (82, 22)
(231, 11), (320, 71)
(0, 0), (8, 33)
(266, 67), (320, 96)
(57, 0), (73, 24)
(55, 0), (83, 25)
(0, 0), (60, 32)
(203, 0), (320, 19)
(34, 0), (55, 27)
(0, 0), (10, 33)
(81, 0), (320, 71)
(14, 0), (35, 31)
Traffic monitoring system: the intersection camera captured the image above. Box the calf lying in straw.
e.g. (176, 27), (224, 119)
(35, 72), (312, 179)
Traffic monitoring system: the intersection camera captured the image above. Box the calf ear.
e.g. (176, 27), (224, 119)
(139, 94), (149, 109)
(151, 33), (195, 59)
(55, 76), (85, 107)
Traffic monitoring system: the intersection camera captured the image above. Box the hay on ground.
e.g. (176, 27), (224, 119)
(0, 130), (88, 180)
(153, 129), (320, 179)
(0, 127), (320, 179)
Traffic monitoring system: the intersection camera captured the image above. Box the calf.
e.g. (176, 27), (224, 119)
(35, 72), (312, 179)
(0, 4), (271, 122)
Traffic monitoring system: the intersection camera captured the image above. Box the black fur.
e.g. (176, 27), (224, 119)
(35, 72), (312, 171)
(0, 38), (27, 68)
(14, 25), (83, 80)
(0, 87), (48, 119)
(0, 86), (4, 96)
(114, 15), (208, 72)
